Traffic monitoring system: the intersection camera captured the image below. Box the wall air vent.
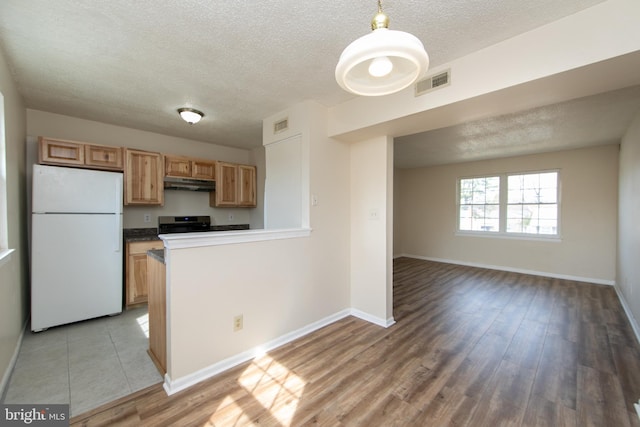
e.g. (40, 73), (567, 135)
(415, 69), (451, 97)
(273, 118), (289, 134)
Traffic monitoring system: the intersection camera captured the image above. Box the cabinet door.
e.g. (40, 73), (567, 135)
(85, 144), (124, 170)
(212, 162), (238, 207)
(125, 240), (163, 308)
(127, 253), (150, 306)
(164, 155), (192, 178)
(125, 149), (164, 205)
(39, 137), (84, 166)
(192, 159), (216, 180)
(238, 165), (257, 207)
(147, 255), (166, 373)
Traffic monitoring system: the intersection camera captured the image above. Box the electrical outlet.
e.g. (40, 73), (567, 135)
(233, 314), (243, 331)
(143, 213), (151, 223)
(368, 208), (380, 220)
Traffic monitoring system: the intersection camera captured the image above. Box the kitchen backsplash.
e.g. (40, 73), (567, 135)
(123, 190), (252, 229)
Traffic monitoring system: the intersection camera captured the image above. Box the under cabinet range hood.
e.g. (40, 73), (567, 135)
(163, 176), (215, 192)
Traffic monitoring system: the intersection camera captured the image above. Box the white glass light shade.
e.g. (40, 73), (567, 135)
(335, 28), (429, 96)
(178, 108), (203, 124)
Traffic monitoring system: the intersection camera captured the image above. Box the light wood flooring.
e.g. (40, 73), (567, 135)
(70, 258), (640, 426)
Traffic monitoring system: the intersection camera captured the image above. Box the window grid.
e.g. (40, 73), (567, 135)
(506, 172), (558, 235)
(459, 176), (500, 232)
(457, 171), (559, 237)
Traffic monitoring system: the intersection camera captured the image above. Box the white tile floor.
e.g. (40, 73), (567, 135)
(1, 307), (162, 417)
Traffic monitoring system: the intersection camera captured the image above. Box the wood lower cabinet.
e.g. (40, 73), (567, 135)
(125, 240), (163, 308)
(39, 137), (124, 171)
(147, 253), (166, 374)
(125, 149), (164, 205)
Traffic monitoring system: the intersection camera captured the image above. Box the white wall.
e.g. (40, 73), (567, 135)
(395, 145), (619, 284)
(350, 135), (394, 325)
(26, 110), (259, 229)
(618, 111), (640, 332)
(165, 101), (352, 384)
(0, 48), (28, 395)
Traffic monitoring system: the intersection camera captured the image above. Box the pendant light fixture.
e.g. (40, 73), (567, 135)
(335, 0), (429, 96)
(177, 107), (204, 124)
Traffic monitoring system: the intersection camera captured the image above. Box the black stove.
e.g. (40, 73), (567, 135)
(158, 216), (211, 234)
(158, 216), (250, 234)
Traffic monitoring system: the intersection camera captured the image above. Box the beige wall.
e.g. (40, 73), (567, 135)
(166, 101), (352, 381)
(26, 110), (262, 229)
(395, 145), (619, 283)
(350, 135), (394, 325)
(618, 111), (640, 331)
(0, 48), (28, 393)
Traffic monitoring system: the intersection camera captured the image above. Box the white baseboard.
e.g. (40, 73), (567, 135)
(396, 254), (615, 286)
(614, 284), (640, 346)
(163, 306), (397, 396)
(349, 308), (395, 328)
(164, 309), (352, 395)
(0, 319), (27, 399)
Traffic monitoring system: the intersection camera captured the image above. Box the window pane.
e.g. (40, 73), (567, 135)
(538, 187), (557, 203)
(458, 176), (500, 233)
(506, 171), (558, 235)
(539, 204), (557, 220)
(508, 189), (522, 203)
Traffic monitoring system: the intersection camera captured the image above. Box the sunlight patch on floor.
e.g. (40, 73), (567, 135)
(204, 354), (307, 426)
(136, 313), (149, 338)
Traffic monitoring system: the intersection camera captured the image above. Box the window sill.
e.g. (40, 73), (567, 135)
(0, 248), (15, 268)
(455, 231), (561, 243)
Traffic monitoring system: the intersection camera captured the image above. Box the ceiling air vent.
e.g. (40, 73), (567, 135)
(415, 69), (451, 97)
(273, 117), (289, 134)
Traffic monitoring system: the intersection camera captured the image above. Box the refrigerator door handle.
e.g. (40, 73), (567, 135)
(115, 179), (122, 252)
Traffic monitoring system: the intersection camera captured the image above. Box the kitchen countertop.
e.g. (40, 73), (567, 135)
(124, 228), (159, 242)
(125, 225), (251, 242)
(147, 249), (165, 264)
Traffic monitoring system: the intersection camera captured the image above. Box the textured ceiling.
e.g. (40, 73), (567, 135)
(395, 86), (640, 168)
(0, 0), (611, 158)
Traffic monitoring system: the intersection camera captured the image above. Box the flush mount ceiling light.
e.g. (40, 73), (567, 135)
(335, 0), (429, 96)
(177, 108), (204, 124)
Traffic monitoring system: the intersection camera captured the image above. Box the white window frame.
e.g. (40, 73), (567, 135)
(456, 169), (561, 241)
(0, 91), (13, 267)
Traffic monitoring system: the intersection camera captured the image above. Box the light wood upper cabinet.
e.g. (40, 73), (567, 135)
(125, 149), (164, 205)
(85, 143), (124, 170)
(211, 161), (238, 207)
(210, 162), (256, 208)
(39, 137), (85, 166)
(39, 137), (124, 171)
(238, 164), (257, 207)
(192, 159), (216, 180)
(125, 240), (163, 308)
(164, 155), (215, 180)
(164, 155), (191, 178)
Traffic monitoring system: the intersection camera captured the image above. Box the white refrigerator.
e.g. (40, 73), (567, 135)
(31, 164), (123, 332)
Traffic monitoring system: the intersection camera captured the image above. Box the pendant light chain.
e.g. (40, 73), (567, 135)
(372, 0), (389, 30)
